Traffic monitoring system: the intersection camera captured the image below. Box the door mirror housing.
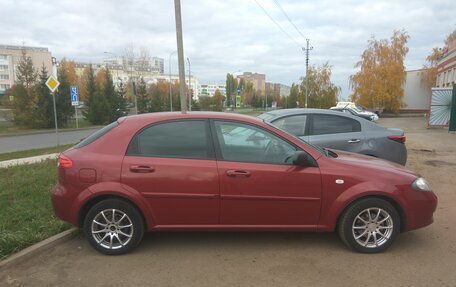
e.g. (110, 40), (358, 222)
(291, 151), (317, 167)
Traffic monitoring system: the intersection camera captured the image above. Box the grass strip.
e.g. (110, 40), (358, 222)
(0, 159), (70, 259)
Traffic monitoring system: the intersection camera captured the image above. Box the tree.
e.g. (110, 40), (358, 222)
(11, 49), (38, 126)
(444, 30), (456, 46)
(83, 65), (110, 124)
(136, 78), (149, 113)
(288, 83), (299, 108)
(213, 89), (224, 111)
(420, 48), (441, 90)
(102, 69), (127, 121)
(300, 63), (340, 109)
(34, 65), (54, 128)
(350, 30), (409, 113)
(16, 49), (37, 89)
(225, 73), (237, 107)
(56, 63), (75, 127)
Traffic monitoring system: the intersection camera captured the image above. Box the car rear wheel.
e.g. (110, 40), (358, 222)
(338, 198), (400, 253)
(83, 199), (144, 255)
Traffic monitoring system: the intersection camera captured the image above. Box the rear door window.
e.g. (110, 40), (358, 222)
(310, 115), (361, 135)
(127, 120), (213, 159)
(272, 115), (307, 136)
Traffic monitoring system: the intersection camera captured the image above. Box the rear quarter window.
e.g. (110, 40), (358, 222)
(74, 121), (118, 148)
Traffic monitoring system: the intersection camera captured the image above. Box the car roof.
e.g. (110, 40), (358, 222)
(259, 108), (361, 121)
(119, 111), (262, 125)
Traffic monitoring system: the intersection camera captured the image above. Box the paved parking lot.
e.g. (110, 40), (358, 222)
(1, 117), (455, 287)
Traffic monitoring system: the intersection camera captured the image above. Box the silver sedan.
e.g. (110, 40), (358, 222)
(259, 109), (407, 165)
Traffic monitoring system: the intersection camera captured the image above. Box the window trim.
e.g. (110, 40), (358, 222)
(209, 119), (309, 166)
(126, 119), (216, 160)
(308, 114), (361, 136)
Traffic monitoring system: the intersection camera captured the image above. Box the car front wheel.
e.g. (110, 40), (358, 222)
(83, 199), (144, 255)
(338, 198), (400, 253)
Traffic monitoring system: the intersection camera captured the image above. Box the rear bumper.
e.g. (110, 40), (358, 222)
(51, 184), (80, 226)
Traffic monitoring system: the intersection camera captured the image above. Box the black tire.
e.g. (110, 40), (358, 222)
(338, 198), (400, 253)
(83, 199), (144, 255)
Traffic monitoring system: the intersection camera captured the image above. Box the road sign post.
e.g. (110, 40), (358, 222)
(70, 86), (79, 129)
(46, 74), (60, 145)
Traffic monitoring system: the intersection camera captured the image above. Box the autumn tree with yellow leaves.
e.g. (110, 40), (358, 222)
(350, 30), (410, 113)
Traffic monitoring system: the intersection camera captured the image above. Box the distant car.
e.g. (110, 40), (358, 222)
(335, 102), (382, 117)
(259, 108), (406, 165)
(330, 106), (378, 122)
(52, 112), (435, 256)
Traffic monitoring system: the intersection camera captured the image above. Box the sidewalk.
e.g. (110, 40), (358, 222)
(0, 153), (58, 168)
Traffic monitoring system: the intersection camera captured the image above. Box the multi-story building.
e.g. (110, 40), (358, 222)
(0, 45), (52, 96)
(436, 40), (456, 88)
(237, 72), (266, 94)
(151, 57), (164, 74)
(266, 82), (291, 97)
(199, 84), (226, 98)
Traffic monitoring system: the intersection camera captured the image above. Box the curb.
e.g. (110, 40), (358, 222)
(0, 228), (79, 269)
(0, 153), (59, 168)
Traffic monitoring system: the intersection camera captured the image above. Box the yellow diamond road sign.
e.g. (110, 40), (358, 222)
(46, 75), (60, 92)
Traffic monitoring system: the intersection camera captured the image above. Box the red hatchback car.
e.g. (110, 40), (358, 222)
(52, 112), (437, 255)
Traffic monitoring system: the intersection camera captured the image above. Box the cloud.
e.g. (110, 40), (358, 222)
(1, 0), (455, 98)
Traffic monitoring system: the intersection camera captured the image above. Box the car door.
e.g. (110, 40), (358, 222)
(308, 114), (365, 153)
(212, 120), (321, 227)
(121, 120), (220, 226)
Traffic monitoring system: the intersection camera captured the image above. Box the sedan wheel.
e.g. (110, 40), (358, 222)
(84, 199), (144, 255)
(338, 198), (400, 253)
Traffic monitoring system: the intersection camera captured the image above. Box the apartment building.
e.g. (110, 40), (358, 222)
(237, 72), (266, 94)
(0, 45), (52, 96)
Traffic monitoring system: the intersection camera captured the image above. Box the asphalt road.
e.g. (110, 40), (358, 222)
(0, 128), (100, 153)
(1, 117), (455, 286)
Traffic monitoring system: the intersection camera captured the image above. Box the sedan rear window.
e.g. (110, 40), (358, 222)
(311, 115), (361, 135)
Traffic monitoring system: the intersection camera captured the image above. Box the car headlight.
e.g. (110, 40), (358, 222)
(411, 177), (432, 192)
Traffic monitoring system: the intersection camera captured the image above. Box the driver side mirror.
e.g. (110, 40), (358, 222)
(291, 151), (317, 167)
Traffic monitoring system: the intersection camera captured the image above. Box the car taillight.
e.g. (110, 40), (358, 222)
(58, 154), (73, 168)
(388, 135), (406, 144)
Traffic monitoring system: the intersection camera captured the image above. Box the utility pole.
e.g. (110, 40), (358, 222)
(169, 50), (176, 111)
(302, 39), (313, 108)
(187, 57), (191, 111)
(174, 0), (187, 112)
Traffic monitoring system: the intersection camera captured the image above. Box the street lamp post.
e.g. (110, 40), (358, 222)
(169, 51), (177, 111)
(187, 57), (191, 111)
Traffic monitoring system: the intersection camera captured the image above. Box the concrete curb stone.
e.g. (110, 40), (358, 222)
(0, 228), (79, 269)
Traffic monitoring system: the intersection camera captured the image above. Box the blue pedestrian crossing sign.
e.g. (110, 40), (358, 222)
(70, 86), (79, 106)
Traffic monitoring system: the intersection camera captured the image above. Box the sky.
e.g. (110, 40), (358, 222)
(1, 0), (455, 99)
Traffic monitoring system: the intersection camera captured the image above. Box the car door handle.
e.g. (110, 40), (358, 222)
(130, 165), (155, 173)
(226, 170), (251, 177)
(348, 139), (360, 143)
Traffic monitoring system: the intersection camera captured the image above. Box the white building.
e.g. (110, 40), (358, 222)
(401, 69), (431, 113)
(199, 84), (226, 97)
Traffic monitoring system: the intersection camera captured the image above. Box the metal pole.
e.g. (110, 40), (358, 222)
(51, 57), (59, 145)
(169, 51), (176, 111)
(187, 57), (191, 111)
(75, 106), (78, 129)
(174, 0), (187, 112)
(303, 39), (313, 109)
